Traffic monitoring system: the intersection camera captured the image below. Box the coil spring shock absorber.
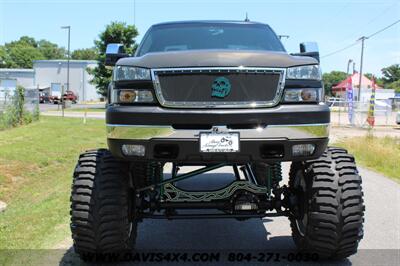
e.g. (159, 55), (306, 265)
(269, 162), (286, 211)
(270, 162), (282, 186)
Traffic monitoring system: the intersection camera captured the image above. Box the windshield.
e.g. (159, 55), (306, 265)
(137, 23), (285, 56)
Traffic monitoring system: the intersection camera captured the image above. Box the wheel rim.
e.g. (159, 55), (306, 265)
(294, 170), (308, 237)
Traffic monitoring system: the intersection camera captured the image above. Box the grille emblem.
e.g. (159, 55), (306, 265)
(211, 77), (231, 98)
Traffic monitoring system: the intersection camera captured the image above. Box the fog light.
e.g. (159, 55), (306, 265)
(121, 144), (145, 156)
(292, 144), (315, 157)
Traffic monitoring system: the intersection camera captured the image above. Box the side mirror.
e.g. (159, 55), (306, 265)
(300, 42), (318, 53)
(105, 43), (128, 66)
(292, 42), (320, 62)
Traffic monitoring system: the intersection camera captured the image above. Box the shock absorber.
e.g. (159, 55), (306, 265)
(145, 162), (164, 204)
(147, 161), (163, 184)
(270, 162), (282, 186)
(269, 162), (285, 212)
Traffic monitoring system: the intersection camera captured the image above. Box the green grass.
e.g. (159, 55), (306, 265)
(0, 116), (156, 251)
(335, 136), (400, 181)
(0, 117), (398, 258)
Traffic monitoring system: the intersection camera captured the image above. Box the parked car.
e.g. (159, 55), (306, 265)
(396, 111), (400, 125)
(39, 93), (50, 104)
(39, 90), (77, 104)
(63, 90), (78, 103)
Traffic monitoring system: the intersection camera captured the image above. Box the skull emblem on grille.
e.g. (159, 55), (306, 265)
(211, 77), (231, 98)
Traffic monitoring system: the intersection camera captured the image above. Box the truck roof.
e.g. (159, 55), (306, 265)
(152, 20), (269, 27)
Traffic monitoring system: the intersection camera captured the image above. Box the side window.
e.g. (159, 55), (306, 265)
(139, 34), (153, 56)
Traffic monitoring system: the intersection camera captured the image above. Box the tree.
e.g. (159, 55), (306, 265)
(37, 39), (66, 59)
(379, 64), (400, 92)
(364, 73), (373, 80)
(87, 22), (139, 97)
(0, 46), (7, 67)
(364, 73), (384, 87)
(322, 71), (347, 96)
(13, 36), (37, 47)
(6, 44), (44, 68)
(381, 64), (400, 84)
(0, 36), (66, 68)
(386, 80), (400, 93)
(71, 48), (98, 60)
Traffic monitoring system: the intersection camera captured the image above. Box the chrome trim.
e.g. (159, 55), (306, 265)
(150, 67), (286, 108)
(107, 123), (329, 140)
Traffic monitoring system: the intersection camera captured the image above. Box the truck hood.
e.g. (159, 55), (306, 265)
(117, 50), (318, 69)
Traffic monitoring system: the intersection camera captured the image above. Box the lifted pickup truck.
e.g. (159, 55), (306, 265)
(70, 21), (364, 261)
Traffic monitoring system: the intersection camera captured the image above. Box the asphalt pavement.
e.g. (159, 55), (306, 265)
(55, 163), (399, 266)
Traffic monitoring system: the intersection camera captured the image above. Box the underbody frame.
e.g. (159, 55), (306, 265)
(133, 162), (291, 220)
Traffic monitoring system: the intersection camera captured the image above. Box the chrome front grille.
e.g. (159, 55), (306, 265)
(151, 67), (286, 108)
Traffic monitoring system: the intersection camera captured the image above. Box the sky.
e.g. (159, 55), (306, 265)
(0, 0), (399, 76)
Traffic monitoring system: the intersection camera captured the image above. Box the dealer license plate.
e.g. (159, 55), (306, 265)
(200, 132), (240, 153)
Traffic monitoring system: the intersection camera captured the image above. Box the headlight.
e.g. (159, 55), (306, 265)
(286, 65), (321, 80)
(283, 88), (323, 102)
(113, 66), (151, 81)
(111, 89), (155, 103)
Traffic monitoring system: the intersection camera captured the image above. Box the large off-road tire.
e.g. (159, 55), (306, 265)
(70, 149), (136, 261)
(289, 147), (365, 259)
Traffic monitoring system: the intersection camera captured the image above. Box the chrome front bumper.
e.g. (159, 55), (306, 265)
(106, 123), (330, 140)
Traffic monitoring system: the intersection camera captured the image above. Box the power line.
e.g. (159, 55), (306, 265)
(366, 19), (400, 39)
(321, 41), (359, 58)
(323, 2), (352, 29)
(340, 2), (398, 42)
(321, 19), (400, 58)
(133, 0), (136, 25)
(356, 18), (400, 99)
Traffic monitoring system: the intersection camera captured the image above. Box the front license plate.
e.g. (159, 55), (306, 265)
(200, 132), (240, 153)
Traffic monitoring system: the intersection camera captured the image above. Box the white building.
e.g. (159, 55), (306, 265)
(0, 60), (101, 102)
(0, 68), (35, 98)
(33, 60), (100, 102)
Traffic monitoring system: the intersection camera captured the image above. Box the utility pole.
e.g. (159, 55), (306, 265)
(357, 36), (367, 102)
(61, 26), (71, 99)
(134, 0), (136, 25)
(61, 85), (65, 117)
(346, 59), (353, 76)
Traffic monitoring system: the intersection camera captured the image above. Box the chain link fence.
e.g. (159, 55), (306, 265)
(0, 88), (13, 113)
(0, 87), (40, 130)
(328, 99), (396, 127)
